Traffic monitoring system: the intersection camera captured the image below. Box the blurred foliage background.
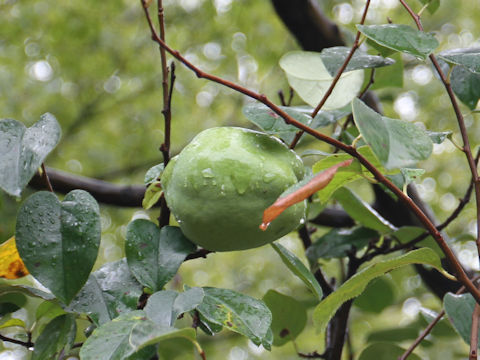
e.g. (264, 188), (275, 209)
(1, 0), (480, 359)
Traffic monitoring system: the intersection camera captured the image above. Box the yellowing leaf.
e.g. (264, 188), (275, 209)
(260, 159), (353, 230)
(0, 237), (29, 279)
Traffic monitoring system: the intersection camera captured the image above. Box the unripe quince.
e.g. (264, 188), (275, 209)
(161, 127), (306, 251)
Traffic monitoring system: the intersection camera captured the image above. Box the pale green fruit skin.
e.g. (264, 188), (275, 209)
(161, 127), (306, 251)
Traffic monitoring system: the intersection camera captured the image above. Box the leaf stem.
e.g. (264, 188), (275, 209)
(40, 163), (54, 193)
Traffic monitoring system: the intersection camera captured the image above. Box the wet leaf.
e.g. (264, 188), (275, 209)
(357, 24), (438, 60)
(444, 292), (480, 346)
(313, 248), (445, 333)
(125, 221), (196, 292)
(15, 190), (101, 305)
(319, 46), (395, 76)
(438, 48), (480, 74)
(0, 292), (27, 316)
(32, 314), (76, 360)
(334, 187), (396, 233)
(0, 237), (29, 279)
(196, 287), (272, 349)
(279, 51), (364, 110)
(68, 258), (143, 326)
(271, 243), (323, 300)
(0, 284), (55, 301)
(261, 160), (352, 229)
(352, 98), (433, 169)
(142, 181), (163, 210)
(262, 290), (307, 346)
(144, 163), (164, 184)
(80, 311), (198, 360)
(450, 65), (480, 110)
(307, 227), (378, 261)
(145, 287), (204, 326)
(0, 114), (61, 197)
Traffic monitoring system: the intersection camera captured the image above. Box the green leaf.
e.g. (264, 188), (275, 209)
(419, 308), (456, 338)
(0, 292), (27, 316)
(358, 343), (421, 360)
(370, 53), (404, 89)
(0, 318), (26, 330)
(444, 292), (480, 346)
(142, 181), (163, 210)
(196, 287), (272, 349)
(0, 114), (61, 197)
(392, 226), (443, 258)
(334, 187), (396, 233)
(68, 258), (143, 326)
(353, 277), (395, 313)
(417, 0), (440, 14)
(306, 227), (378, 261)
(357, 24), (439, 60)
(438, 48), (480, 74)
(262, 290), (307, 346)
(271, 243), (323, 300)
(352, 98), (433, 170)
(279, 51), (364, 110)
(15, 190), (101, 305)
(144, 163), (164, 185)
(450, 65), (480, 110)
(125, 221), (196, 292)
(313, 248), (444, 333)
(35, 301), (66, 322)
(32, 314), (76, 360)
(319, 46), (395, 76)
(80, 310), (197, 360)
(145, 287), (204, 326)
(0, 284), (55, 301)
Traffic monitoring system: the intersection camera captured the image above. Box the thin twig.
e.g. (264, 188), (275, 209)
(40, 163), (54, 192)
(470, 303), (480, 359)
(184, 248), (213, 261)
(0, 333), (33, 348)
(358, 68), (376, 100)
(139, 0), (480, 303)
(288, 0), (372, 149)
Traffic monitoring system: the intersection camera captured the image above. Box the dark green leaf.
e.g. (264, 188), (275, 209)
(444, 292), (480, 346)
(145, 287), (204, 326)
(438, 48), (480, 74)
(196, 287), (272, 349)
(370, 53), (404, 89)
(35, 301), (66, 322)
(354, 277), (395, 313)
(358, 343), (421, 360)
(279, 51), (364, 109)
(0, 292), (27, 316)
(307, 227), (378, 261)
(0, 113), (61, 197)
(320, 46), (395, 76)
(68, 258), (143, 326)
(334, 187), (396, 233)
(357, 24), (439, 60)
(367, 326), (420, 342)
(0, 284), (55, 301)
(352, 98), (433, 169)
(32, 314), (76, 360)
(262, 290), (307, 346)
(313, 248), (444, 333)
(125, 221), (196, 292)
(16, 190), (101, 305)
(144, 163), (164, 184)
(392, 226), (443, 257)
(450, 65), (480, 110)
(271, 243), (323, 300)
(79, 311), (197, 360)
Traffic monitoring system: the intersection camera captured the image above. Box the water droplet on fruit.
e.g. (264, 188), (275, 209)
(201, 168), (214, 178)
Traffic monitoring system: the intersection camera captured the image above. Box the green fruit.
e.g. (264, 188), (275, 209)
(161, 127), (306, 251)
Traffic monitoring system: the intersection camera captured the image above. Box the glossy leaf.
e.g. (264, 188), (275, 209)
(450, 65), (480, 110)
(125, 221), (196, 292)
(306, 227), (378, 261)
(261, 160), (352, 230)
(0, 284), (55, 301)
(444, 292), (480, 346)
(279, 51), (364, 110)
(427, 131), (452, 144)
(32, 314), (76, 360)
(196, 287), (272, 349)
(0, 114), (61, 197)
(313, 248), (444, 333)
(262, 290), (307, 346)
(334, 187), (396, 233)
(438, 48), (480, 74)
(80, 310), (197, 360)
(357, 24), (439, 60)
(319, 46), (395, 76)
(0, 292), (27, 316)
(144, 163), (164, 184)
(16, 190), (101, 305)
(0, 237), (29, 279)
(142, 181), (163, 210)
(145, 287), (204, 326)
(358, 343), (421, 360)
(68, 258), (143, 326)
(352, 98), (433, 169)
(271, 243), (323, 300)
(353, 277), (395, 313)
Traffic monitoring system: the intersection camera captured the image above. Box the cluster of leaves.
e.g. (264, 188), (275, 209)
(1, 1), (480, 359)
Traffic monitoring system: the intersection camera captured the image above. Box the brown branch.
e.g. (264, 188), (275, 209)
(0, 333), (34, 348)
(40, 163), (54, 192)
(139, 0), (480, 302)
(470, 303), (480, 360)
